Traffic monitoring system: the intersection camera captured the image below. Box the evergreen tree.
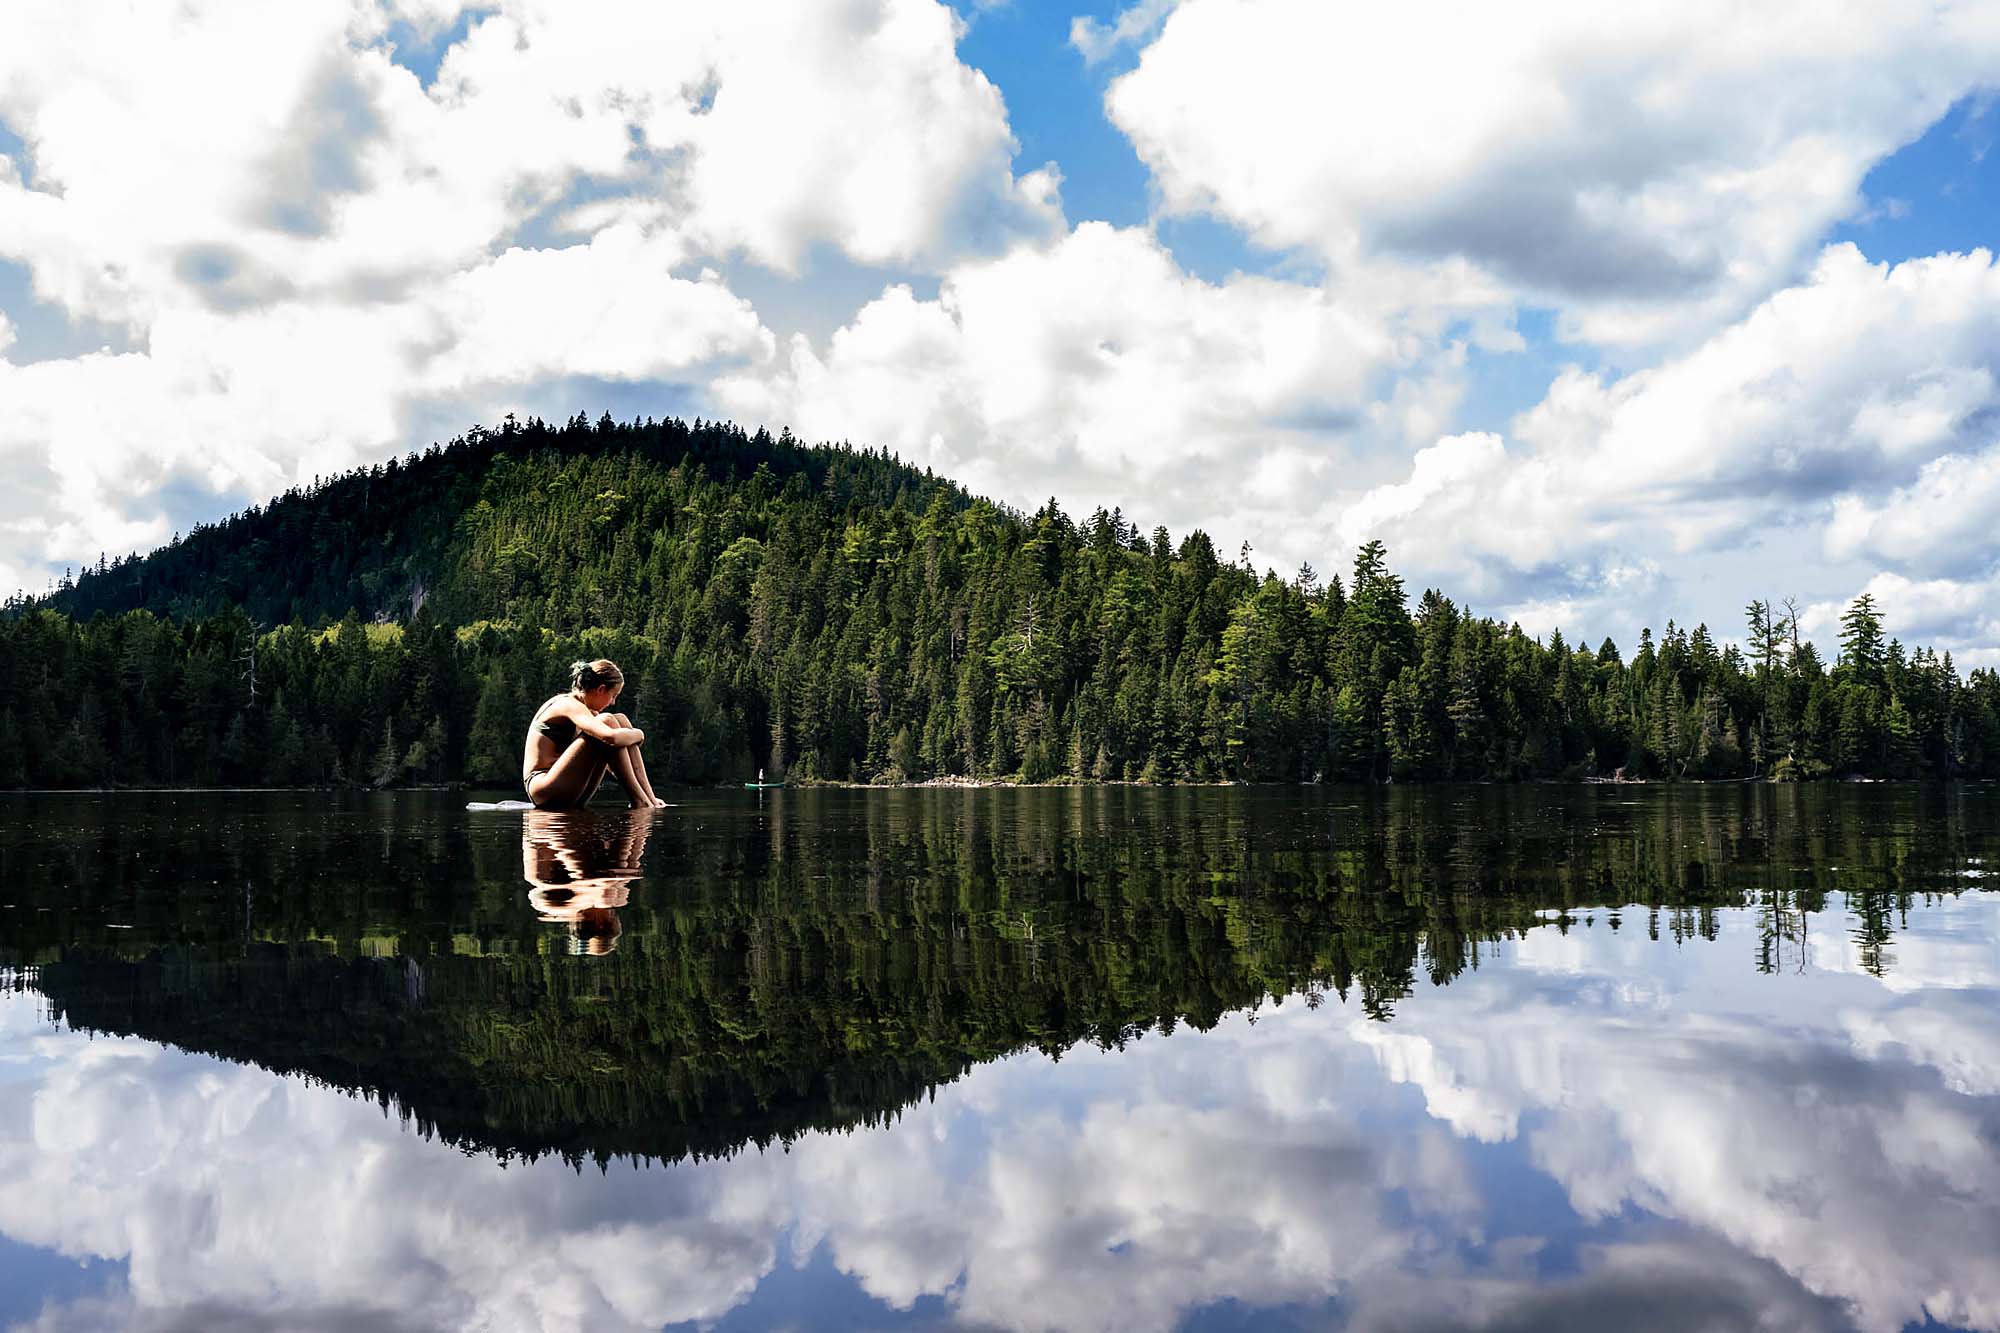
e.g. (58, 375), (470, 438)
(5, 415), (1995, 789)
(1839, 593), (1886, 688)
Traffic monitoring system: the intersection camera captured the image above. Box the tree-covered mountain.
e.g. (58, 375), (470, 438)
(4, 412), (1998, 788)
(30, 414), (958, 627)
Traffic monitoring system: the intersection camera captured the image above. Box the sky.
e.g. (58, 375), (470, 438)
(0, 0), (1997, 663)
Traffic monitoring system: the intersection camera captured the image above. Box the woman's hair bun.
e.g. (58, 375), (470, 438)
(570, 658), (624, 692)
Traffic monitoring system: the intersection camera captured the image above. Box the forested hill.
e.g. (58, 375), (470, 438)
(4, 412), (1999, 789)
(32, 414), (963, 627)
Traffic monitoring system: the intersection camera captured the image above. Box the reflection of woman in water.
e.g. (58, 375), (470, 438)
(521, 808), (655, 955)
(521, 659), (667, 810)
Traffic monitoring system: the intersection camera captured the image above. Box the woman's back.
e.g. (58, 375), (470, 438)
(522, 695), (580, 783)
(536, 700), (579, 748)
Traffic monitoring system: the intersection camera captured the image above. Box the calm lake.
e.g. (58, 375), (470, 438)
(0, 785), (1996, 1331)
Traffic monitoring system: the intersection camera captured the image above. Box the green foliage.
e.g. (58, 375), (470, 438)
(10, 784), (1984, 1166)
(6, 417), (1999, 787)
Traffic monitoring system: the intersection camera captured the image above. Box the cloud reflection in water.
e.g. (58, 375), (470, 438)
(2, 893), (1997, 1332)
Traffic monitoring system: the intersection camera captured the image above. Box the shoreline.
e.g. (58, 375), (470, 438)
(4, 776), (1987, 796)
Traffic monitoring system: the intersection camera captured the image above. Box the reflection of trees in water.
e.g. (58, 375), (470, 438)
(7, 785), (1996, 1166)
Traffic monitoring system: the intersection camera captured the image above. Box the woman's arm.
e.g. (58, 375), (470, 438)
(561, 699), (644, 747)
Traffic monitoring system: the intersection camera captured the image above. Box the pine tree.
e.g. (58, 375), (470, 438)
(466, 671), (515, 783)
(7, 417), (1996, 790)
(1839, 593), (1886, 688)
(370, 719), (400, 788)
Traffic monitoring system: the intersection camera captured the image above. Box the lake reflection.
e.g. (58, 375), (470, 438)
(0, 786), (1996, 1331)
(522, 808), (656, 955)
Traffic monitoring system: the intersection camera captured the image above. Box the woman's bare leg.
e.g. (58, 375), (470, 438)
(604, 714), (666, 808)
(528, 736), (612, 810)
(604, 745), (647, 808)
(598, 713), (643, 807)
(628, 742), (664, 807)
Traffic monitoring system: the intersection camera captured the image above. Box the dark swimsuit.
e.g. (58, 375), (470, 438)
(525, 712), (583, 792)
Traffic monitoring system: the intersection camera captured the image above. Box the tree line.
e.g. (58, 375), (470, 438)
(6, 413), (1998, 788)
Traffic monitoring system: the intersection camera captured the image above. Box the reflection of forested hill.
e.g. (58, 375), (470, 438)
(25, 948), (973, 1166)
(8, 787), (1993, 1166)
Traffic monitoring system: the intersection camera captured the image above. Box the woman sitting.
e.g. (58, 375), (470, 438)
(520, 659), (667, 810)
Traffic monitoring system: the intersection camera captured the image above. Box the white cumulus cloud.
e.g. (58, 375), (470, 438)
(1105, 0), (2000, 346)
(1337, 245), (2000, 654)
(719, 220), (1418, 570)
(1069, 0), (1179, 67)
(0, 0), (1060, 592)
(1826, 446), (2000, 578)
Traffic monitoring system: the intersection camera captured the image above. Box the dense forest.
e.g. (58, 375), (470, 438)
(8, 785), (1975, 1164)
(5, 412), (1998, 788)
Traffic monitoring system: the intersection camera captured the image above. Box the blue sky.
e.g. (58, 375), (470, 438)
(0, 0), (1997, 662)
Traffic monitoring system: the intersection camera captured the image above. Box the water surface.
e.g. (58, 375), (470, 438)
(1, 786), (1996, 1331)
